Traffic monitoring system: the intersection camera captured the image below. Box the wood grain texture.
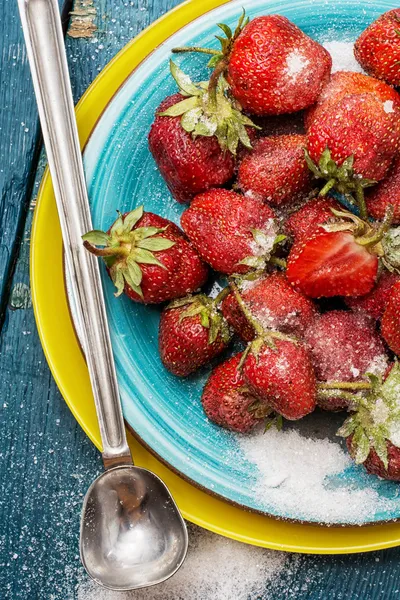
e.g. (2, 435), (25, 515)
(1, 0), (400, 598)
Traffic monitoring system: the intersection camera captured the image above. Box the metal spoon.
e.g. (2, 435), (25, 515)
(18, 0), (188, 591)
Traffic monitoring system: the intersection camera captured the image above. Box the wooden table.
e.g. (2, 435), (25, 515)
(1, 1), (400, 598)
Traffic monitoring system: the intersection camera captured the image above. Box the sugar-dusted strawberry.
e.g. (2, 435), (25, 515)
(180, 189), (282, 275)
(285, 196), (341, 242)
(286, 207), (395, 298)
(304, 311), (388, 411)
(173, 12), (331, 116)
(305, 70), (400, 129)
(307, 92), (400, 186)
(228, 283), (317, 420)
(159, 291), (231, 376)
(345, 270), (400, 321)
(237, 134), (311, 206)
(338, 362), (400, 481)
(355, 9), (400, 87)
(242, 338), (317, 420)
(221, 273), (317, 342)
(201, 353), (271, 433)
(366, 155), (400, 224)
(148, 94), (235, 204)
(381, 281), (400, 355)
(82, 206), (208, 304)
(226, 15), (332, 115)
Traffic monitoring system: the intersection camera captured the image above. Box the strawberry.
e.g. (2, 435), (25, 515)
(304, 311), (388, 411)
(381, 281), (400, 355)
(226, 15), (331, 115)
(338, 362), (400, 481)
(158, 292), (231, 376)
(355, 9), (400, 87)
(180, 188), (281, 275)
(307, 92), (400, 184)
(229, 282), (317, 420)
(173, 12), (331, 116)
(366, 155), (400, 224)
(201, 353), (271, 433)
(82, 206), (208, 304)
(237, 135), (311, 206)
(345, 270), (400, 321)
(221, 273), (317, 342)
(285, 196), (341, 243)
(305, 70), (400, 129)
(286, 207), (395, 298)
(148, 93), (235, 204)
(242, 338), (317, 420)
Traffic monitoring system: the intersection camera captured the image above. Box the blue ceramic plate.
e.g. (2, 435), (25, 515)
(83, 0), (400, 525)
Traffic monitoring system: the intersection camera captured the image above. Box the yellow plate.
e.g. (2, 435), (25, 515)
(31, 0), (400, 553)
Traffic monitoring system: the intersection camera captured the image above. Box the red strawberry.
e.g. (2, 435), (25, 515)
(286, 206), (394, 299)
(227, 16), (331, 115)
(180, 189), (279, 275)
(82, 207), (208, 304)
(355, 9), (400, 87)
(381, 281), (400, 355)
(285, 196), (341, 242)
(158, 293), (231, 376)
(304, 311), (388, 411)
(345, 270), (400, 321)
(237, 135), (311, 206)
(148, 94), (235, 204)
(338, 362), (400, 481)
(242, 338), (317, 420)
(305, 70), (400, 129)
(201, 353), (270, 433)
(307, 92), (400, 182)
(366, 155), (400, 224)
(221, 273), (317, 342)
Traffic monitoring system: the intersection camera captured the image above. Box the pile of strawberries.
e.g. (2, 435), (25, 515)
(84, 10), (400, 483)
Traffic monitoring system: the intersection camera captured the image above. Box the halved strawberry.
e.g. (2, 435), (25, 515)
(286, 208), (394, 298)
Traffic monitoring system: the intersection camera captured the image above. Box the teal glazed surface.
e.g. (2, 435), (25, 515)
(84, 0), (400, 525)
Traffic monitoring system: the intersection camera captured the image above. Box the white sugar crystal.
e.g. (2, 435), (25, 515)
(371, 397), (390, 426)
(76, 525), (286, 600)
(238, 427), (399, 523)
(384, 100), (394, 113)
(322, 41), (364, 73)
(285, 50), (309, 80)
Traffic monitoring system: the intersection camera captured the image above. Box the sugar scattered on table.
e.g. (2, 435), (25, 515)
(75, 524), (287, 600)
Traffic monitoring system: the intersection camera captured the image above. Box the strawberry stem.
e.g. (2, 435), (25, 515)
(208, 58), (229, 103)
(213, 286), (231, 306)
(83, 240), (129, 258)
(171, 47), (220, 56)
(230, 280), (265, 337)
(355, 181), (368, 220)
(270, 257), (287, 269)
(318, 381), (372, 390)
(320, 179), (336, 197)
(357, 204), (394, 248)
(317, 389), (361, 404)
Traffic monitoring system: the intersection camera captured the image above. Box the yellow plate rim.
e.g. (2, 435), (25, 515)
(30, 0), (400, 553)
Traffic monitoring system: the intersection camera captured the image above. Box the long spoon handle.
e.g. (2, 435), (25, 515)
(18, 0), (132, 469)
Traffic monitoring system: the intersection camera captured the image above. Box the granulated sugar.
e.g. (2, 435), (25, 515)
(76, 524), (287, 600)
(238, 427), (399, 524)
(322, 41), (364, 73)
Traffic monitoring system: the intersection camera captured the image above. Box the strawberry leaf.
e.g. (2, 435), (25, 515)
(353, 426), (371, 464)
(181, 107), (202, 132)
(159, 95), (200, 117)
(126, 257), (143, 286)
(81, 230), (111, 245)
(133, 247), (165, 267)
(110, 212), (124, 235)
(207, 54), (223, 68)
(112, 266), (125, 298)
(337, 415), (358, 438)
(217, 22), (232, 39)
(169, 60), (201, 96)
(122, 206), (144, 231)
(133, 226), (166, 241)
(123, 270), (144, 299)
(137, 237), (175, 251)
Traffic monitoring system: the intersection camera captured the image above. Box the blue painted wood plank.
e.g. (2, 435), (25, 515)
(0, 0), (68, 318)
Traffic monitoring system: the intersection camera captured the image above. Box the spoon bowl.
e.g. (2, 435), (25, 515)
(80, 465), (188, 591)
